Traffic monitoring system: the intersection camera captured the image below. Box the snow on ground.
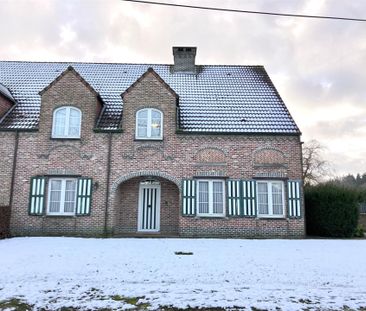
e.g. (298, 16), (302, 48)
(0, 238), (365, 311)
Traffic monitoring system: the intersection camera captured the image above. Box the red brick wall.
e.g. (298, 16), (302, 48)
(114, 176), (179, 235)
(0, 206), (10, 238)
(180, 216), (304, 238)
(4, 69), (305, 238)
(0, 94), (13, 118)
(0, 132), (15, 206)
(9, 70), (109, 236)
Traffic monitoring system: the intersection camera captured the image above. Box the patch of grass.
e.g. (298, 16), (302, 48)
(174, 251), (193, 256)
(110, 295), (150, 308)
(159, 307), (227, 311)
(110, 294), (125, 301)
(0, 298), (33, 311)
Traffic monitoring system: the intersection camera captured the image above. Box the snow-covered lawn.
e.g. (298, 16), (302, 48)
(0, 238), (365, 311)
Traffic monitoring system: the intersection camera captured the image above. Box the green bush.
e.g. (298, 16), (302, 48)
(305, 183), (359, 237)
(354, 224), (365, 238)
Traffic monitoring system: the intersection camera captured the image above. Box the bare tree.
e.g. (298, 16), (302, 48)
(302, 140), (331, 186)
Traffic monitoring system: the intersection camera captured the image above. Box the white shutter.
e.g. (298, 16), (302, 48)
(227, 180), (241, 216)
(76, 178), (92, 215)
(288, 180), (302, 218)
(29, 177), (46, 215)
(242, 180), (256, 217)
(182, 179), (196, 216)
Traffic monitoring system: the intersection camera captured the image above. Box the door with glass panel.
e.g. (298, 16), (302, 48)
(138, 181), (161, 232)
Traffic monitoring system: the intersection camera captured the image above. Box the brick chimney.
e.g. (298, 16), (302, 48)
(172, 47), (197, 74)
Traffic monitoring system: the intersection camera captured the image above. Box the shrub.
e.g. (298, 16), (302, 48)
(305, 183), (359, 237)
(354, 225), (365, 238)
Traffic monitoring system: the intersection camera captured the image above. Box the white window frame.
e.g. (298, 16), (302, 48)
(196, 179), (225, 217)
(257, 180), (285, 218)
(47, 178), (77, 216)
(52, 106), (82, 139)
(135, 108), (163, 140)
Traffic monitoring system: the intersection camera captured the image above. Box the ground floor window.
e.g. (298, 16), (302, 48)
(47, 178), (77, 215)
(197, 180), (225, 217)
(257, 180), (285, 218)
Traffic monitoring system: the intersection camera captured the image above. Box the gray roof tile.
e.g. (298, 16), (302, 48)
(0, 61), (300, 134)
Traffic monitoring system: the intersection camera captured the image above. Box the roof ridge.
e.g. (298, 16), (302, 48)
(0, 60), (265, 68)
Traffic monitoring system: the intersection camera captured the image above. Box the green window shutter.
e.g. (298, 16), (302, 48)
(242, 180), (256, 217)
(227, 180), (241, 216)
(288, 180), (302, 218)
(76, 178), (93, 216)
(182, 179), (196, 216)
(29, 177), (46, 215)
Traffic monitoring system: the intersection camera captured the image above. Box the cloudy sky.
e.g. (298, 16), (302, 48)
(1, 0), (365, 176)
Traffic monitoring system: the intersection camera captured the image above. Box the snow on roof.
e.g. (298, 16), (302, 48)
(0, 61), (300, 134)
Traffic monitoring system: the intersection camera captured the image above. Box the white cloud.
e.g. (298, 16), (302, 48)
(60, 23), (78, 45)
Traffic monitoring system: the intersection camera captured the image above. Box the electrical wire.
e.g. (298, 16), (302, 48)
(120, 0), (366, 22)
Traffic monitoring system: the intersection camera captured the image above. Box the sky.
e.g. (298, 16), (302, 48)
(0, 0), (365, 176)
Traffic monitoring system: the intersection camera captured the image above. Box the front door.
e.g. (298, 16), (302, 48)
(138, 181), (161, 232)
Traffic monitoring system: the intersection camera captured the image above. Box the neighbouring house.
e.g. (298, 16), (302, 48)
(0, 47), (304, 238)
(359, 203), (366, 228)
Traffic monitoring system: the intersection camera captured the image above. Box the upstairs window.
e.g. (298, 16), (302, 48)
(136, 108), (163, 139)
(52, 107), (81, 138)
(257, 181), (285, 218)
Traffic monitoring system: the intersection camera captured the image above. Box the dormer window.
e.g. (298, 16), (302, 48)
(52, 107), (81, 138)
(136, 108), (163, 140)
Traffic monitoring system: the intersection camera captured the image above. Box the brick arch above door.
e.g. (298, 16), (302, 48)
(111, 170), (181, 192)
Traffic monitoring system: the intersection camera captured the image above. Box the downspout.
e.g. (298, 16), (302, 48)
(104, 132), (112, 236)
(299, 138), (307, 237)
(9, 130), (19, 233)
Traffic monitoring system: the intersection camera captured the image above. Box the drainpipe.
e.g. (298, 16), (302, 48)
(8, 130), (19, 234)
(299, 138), (307, 237)
(104, 132), (112, 236)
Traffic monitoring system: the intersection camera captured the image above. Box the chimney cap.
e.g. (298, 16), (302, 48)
(173, 46), (197, 55)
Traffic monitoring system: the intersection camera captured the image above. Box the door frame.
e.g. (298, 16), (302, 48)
(137, 181), (161, 232)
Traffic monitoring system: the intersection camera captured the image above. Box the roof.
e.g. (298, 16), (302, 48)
(0, 61), (300, 134)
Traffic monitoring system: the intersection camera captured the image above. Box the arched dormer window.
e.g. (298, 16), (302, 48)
(136, 108), (163, 140)
(52, 107), (81, 138)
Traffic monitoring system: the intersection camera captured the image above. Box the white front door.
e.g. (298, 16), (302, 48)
(138, 181), (161, 232)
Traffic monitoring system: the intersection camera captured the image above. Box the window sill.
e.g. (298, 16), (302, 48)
(257, 215), (286, 220)
(134, 138), (163, 141)
(50, 137), (81, 141)
(44, 214), (76, 218)
(196, 214), (226, 219)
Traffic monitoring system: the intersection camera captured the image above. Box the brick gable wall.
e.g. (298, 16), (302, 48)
(0, 132), (16, 206)
(9, 70), (109, 236)
(4, 69), (305, 238)
(0, 94), (13, 118)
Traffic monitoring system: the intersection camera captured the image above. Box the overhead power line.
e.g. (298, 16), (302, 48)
(120, 0), (366, 22)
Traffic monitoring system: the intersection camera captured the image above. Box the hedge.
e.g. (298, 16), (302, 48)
(305, 184), (359, 237)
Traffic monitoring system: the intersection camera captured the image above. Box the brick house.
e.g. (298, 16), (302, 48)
(0, 47), (304, 238)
